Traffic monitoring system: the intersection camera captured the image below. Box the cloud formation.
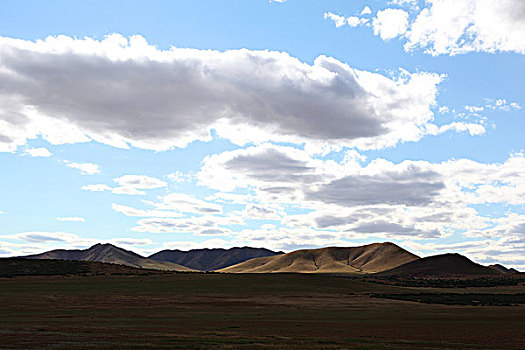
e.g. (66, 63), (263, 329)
(327, 0), (525, 56)
(372, 9), (409, 40)
(25, 147), (52, 157)
(82, 174), (167, 195)
(65, 161), (100, 175)
(405, 0), (525, 55)
(198, 144), (525, 244)
(0, 34), (443, 152)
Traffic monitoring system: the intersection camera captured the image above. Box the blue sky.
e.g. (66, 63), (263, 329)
(0, 0), (523, 269)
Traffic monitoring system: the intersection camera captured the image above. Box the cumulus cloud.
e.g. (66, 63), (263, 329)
(328, 0), (525, 56)
(405, 0), (525, 55)
(25, 147), (52, 157)
(0, 34), (444, 152)
(56, 217), (85, 222)
(197, 143), (525, 245)
(324, 12), (369, 27)
(372, 9), (409, 40)
(65, 161), (100, 175)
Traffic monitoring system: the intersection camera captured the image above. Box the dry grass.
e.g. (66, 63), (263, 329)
(1, 273), (524, 349)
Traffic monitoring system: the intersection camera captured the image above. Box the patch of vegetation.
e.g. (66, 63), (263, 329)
(367, 276), (525, 288)
(0, 258), (91, 277)
(371, 292), (525, 306)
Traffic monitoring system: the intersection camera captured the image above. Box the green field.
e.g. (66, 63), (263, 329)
(1, 273), (524, 349)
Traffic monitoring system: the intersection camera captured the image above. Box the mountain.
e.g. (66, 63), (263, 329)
(376, 253), (498, 277)
(23, 243), (194, 271)
(149, 247), (282, 271)
(218, 242), (419, 274)
(488, 264), (520, 274)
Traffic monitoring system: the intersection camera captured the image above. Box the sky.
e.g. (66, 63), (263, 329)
(0, 0), (524, 269)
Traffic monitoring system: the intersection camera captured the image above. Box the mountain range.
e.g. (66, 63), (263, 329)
(24, 243), (195, 271)
(19, 242), (521, 277)
(149, 247), (282, 271)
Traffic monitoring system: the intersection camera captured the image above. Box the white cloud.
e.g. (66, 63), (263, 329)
(426, 121), (486, 136)
(166, 171), (193, 183)
(56, 217), (85, 222)
(324, 12), (349, 28)
(112, 203), (183, 218)
(329, 1), (525, 56)
(82, 175), (167, 195)
(82, 184), (113, 192)
(405, 0), (525, 55)
(162, 238), (234, 251)
(242, 204), (283, 220)
(132, 215), (241, 235)
(1, 231), (89, 244)
(114, 175), (167, 189)
(25, 147), (52, 157)
(372, 9), (410, 40)
(0, 34), (444, 152)
(145, 193), (222, 214)
(361, 6), (372, 15)
(325, 12), (369, 28)
(109, 238), (152, 246)
(65, 161), (100, 175)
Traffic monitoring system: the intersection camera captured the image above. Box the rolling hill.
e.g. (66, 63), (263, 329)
(23, 243), (194, 271)
(0, 258), (176, 278)
(149, 247), (282, 271)
(218, 242), (419, 274)
(376, 253), (499, 277)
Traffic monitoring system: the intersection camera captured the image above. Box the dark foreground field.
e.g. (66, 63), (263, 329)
(1, 273), (524, 349)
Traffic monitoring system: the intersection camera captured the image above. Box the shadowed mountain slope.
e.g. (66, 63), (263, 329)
(24, 243), (194, 271)
(218, 242), (419, 274)
(488, 264), (520, 274)
(376, 253), (499, 277)
(149, 247), (282, 271)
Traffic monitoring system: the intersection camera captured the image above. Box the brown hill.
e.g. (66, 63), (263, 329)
(376, 253), (499, 278)
(24, 243), (194, 271)
(218, 242), (419, 274)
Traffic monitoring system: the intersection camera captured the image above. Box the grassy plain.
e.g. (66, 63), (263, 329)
(0, 273), (524, 349)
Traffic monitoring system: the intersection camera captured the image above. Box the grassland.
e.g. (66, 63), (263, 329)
(1, 272), (524, 349)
